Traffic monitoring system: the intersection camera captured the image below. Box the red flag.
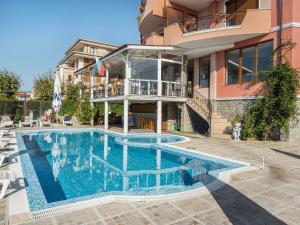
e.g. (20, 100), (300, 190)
(100, 64), (106, 77)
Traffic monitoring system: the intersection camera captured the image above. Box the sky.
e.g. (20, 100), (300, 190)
(0, 0), (140, 91)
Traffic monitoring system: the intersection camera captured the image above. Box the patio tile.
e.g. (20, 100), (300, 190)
(174, 197), (213, 215)
(104, 211), (151, 225)
(277, 207), (300, 225)
(169, 217), (202, 225)
(193, 207), (229, 225)
(141, 203), (186, 225)
(94, 202), (135, 218)
(54, 208), (100, 225)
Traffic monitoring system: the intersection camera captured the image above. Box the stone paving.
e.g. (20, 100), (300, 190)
(4, 129), (300, 224)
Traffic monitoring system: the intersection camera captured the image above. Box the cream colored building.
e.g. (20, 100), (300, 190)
(56, 39), (117, 87)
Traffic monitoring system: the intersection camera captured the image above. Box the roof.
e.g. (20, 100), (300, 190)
(64, 38), (118, 55)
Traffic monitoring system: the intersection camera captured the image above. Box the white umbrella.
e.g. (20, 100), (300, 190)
(52, 71), (62, 112)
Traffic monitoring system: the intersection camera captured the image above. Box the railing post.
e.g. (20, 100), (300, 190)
(148, 80), (150, 95)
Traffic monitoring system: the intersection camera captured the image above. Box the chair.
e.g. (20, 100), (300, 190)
(0, 170), (16, 199)
(0, 116), (14, 128)
(62, 116), (74, 126)
(0, 153), (9, 167)
(38, 116), (51, 127)
(19, 116), (31, 128)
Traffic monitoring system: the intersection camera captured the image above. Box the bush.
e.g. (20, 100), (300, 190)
(78, 94), (94, 125)
(236, 63), (300, 141)
(59, 100), (78, 116)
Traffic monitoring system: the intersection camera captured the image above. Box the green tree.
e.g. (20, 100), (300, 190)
(33, 70), (54, 101)
(0, 69), (22, 99)
(78, 93), (94, 124)
(64, 83), (80, 100)
(239, 63), (299, 141)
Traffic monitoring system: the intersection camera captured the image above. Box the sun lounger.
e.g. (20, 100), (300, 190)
(0, 153), (8, 167)
(62, 116), (74, 126)
(0, 116), (14, 128)
(38, 116), (51, 127)
(0, 170), (15, 199)
(19, 116), (31, 128)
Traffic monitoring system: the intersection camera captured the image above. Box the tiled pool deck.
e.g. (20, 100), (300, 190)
(5, 127), (300, 224)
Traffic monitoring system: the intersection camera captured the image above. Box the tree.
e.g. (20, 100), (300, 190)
(33, 70), (54, 101)
(0, 68), (21, 99)
(78, 93), (94, 124)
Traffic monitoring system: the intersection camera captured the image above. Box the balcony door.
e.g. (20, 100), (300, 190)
(199, 56), (210, 99)
(226, 0), (258, 14)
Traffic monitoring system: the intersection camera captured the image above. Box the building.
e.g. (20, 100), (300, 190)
(15, 92), (33, 101)
(83, 0), (299, 143)
(137, 0), (300, 142)
(56, 39), (118, 87)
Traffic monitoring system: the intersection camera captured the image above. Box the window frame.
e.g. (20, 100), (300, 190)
(226, 40), (273, 85)
(199, 56), (211, 88)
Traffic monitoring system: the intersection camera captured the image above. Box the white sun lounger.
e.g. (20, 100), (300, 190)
(0, 153), (8, 167)
(0, 170), (15, 199)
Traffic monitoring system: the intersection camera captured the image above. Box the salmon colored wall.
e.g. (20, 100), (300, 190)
(271, 0), (300, 27)
(216, 51), (262, 98)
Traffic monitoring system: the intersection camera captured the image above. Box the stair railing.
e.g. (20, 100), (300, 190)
(188, 89), (213, 126)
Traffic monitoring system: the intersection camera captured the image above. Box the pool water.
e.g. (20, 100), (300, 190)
(17, 130), (244, 211)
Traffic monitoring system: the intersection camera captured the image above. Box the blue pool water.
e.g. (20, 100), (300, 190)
(16, 129), (245, 211)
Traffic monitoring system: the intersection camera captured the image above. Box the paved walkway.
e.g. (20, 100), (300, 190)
(5, 129), (300, 225)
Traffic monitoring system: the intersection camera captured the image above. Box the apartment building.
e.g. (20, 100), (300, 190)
(56, 39), (117, 87)
(137, 0), (300, 142)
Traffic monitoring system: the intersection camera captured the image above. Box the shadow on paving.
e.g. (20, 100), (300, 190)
(271, 148), (300, 160)
(182, 172), (287, 225)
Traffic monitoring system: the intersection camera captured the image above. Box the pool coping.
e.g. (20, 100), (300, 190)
(9, 128), (254, 222)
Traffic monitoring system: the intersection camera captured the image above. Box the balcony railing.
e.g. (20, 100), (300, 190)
(181, 12), (247, 33)
(162, 81), (185, 97)
(129, 79), (158, 96)
(92, 79), (186, 99)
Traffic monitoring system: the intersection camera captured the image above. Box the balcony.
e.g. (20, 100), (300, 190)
(163, 9), (271, 54)
(138, 0), (166, 40)
(93, 79), (186, 100)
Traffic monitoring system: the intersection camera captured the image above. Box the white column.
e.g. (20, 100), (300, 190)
(210, 53), (217, 100)
(123, 100), (129, 134)
(156, 149), (161, 188)
(104, 133), (108, 160)
(123, 140), (129, 191)
(105, 69), (109, 97)
(104, 101), (109, 130)
(157, 100), (162, 134)
(90, 69), (95, 126)
(124, 53), (131, 96)
(158, 52), (162, 96)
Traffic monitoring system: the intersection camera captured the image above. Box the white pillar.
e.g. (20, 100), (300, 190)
(157, 100), (162, 134)
(104, 133), (108, 160)
(105, 69), (109, 97)
(158, 52), (162, 96)
(90, 70), (95, 126)
(123, 99), (129, 134)
(210, 53), (217, 100)
(124, 53), (131, 96)
(104, 101), (109, 130)
(123, 140), (129, 191)
(156, 150), (161, 188)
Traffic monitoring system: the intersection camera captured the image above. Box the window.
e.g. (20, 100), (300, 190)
(131, 57), (158, 80)
(227, 49), (240, 84)
(68, 75), (72, 82)
(226, 40), (273, 84)
(162, 61), (181, 82)
(242, 46), (255, 82)
(199, 57), (210, 88)
(90, 47), (96, 54)
(257, 41), (273, 81)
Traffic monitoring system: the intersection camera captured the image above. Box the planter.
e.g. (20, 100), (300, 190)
(247, 137), (256, 141)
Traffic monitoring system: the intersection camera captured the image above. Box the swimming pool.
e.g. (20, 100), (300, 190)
(16, 129), (245, 212)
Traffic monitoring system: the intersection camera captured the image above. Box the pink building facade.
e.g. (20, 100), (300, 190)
(139, 0), (300, 141)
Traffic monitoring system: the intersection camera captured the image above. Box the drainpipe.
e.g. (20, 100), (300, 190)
(277, 0), (283, 65)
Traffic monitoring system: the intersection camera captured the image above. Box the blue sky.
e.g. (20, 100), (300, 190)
(0, 0), (140, 91)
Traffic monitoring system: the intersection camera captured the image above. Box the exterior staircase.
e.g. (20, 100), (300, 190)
(187, 89), (232, 140)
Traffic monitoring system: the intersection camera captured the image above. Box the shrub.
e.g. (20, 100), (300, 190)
(236, 63), (300, 141)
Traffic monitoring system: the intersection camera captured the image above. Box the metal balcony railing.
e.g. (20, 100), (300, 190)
(129, 79), (158, 96)
(162, 81), (185, 97)
(181, 12), (247, 33)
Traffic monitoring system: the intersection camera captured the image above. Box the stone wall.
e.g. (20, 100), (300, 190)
(211, 99), (255, 120)
(288, 99), (300, 144)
